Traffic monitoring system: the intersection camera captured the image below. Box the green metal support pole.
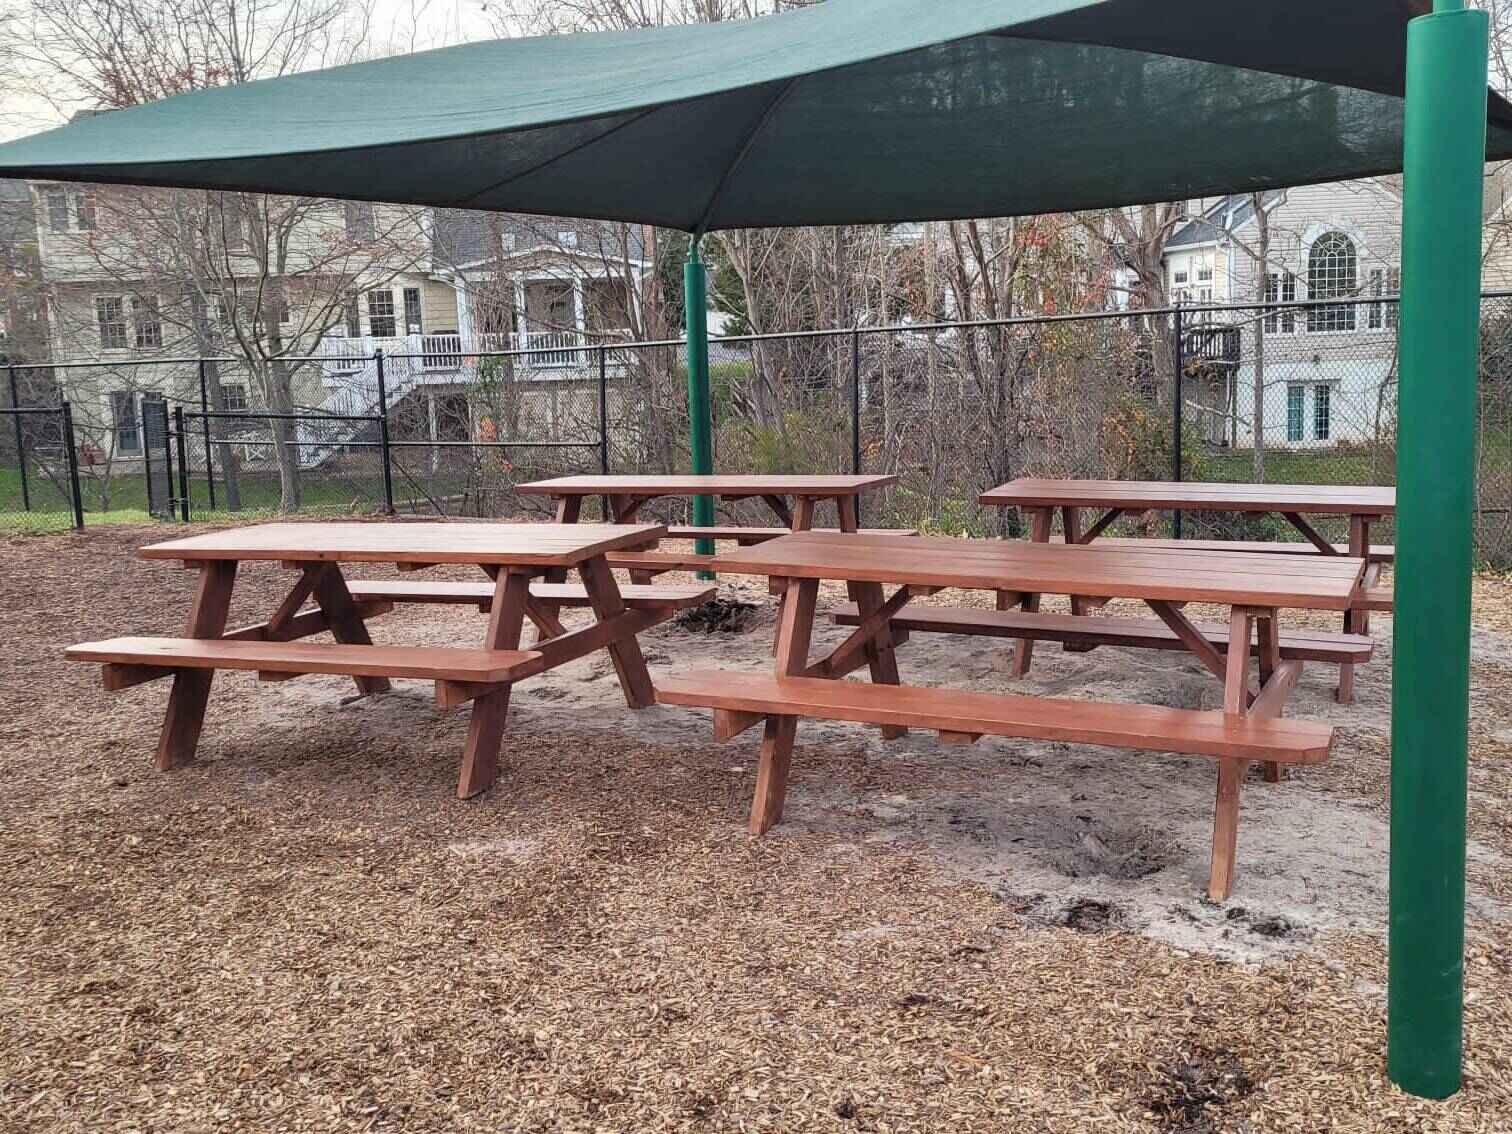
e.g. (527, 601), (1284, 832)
(684, 236), (715, 564)
(1388, 0), (1486, 1100)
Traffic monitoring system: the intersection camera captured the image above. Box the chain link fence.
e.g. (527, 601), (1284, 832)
(4, 296), (1511, 567)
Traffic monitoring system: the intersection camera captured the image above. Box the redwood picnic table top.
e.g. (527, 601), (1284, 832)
(713, 530), (1366, 610)
(516, 474), (898, 499)
(139, 521), (666, 567)
(980, 478), (1397, 515)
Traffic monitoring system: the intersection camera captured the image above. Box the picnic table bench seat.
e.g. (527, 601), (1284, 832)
(664, 524), (918, 545)
(67, 636), (544, 690)
(831, 605), (1375, 664)
(657, 670), (1333, 902)
(346, 579), (715, 612)
(1051, 534), (1395, 563)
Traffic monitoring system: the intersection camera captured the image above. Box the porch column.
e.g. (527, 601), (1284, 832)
(1388, 0), (1487, 1100)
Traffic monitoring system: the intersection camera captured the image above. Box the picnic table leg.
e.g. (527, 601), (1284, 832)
(457, 570), (531, 798)
(536, 496), (585, 630)
(1210, 607), (1259, 901)
(311, 564), (391, 696)
(1061, 505), (1097, 650)
(836, 495), (860, 534)
(766, 495), (819, 657)
(750, 575), (817, 834)
(1010, 506), (1054, 677)
(155, 560), (237, 770)
(848, 579), (906, 739)
(1336, 514), (1370, 704)
(577, 554), (656, 709)
(1256, 612), (1284, 783)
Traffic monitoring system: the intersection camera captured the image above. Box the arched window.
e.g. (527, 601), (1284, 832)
(1307, 232), (1357, 332)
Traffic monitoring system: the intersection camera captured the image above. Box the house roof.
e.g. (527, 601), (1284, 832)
(432, 210), (645, 270)
(1167, 191), (1285, 249)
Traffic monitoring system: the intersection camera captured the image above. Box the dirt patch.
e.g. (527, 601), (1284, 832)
(672, 596), (758, 634)
(1145, 1047), (1256, 1133)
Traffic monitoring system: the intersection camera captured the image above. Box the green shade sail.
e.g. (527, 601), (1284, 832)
(0, 0), (1509, 231)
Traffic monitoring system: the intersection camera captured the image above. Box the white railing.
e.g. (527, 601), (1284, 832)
(318, 330), (630, 376)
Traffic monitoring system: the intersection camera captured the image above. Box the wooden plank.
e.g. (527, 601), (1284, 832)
(1223, 609), (1255, 717)
(156, 560), (236, 771)
(457, 570), (532, 799)
(715, 708), (767, 741)
(829, 605), (1374, 663)
(664, 525), (916, 543)
(346, 579), (714, 611)
(711, 532), (1364, 610)
(312, 563), (390, 696)
(980, 477), (1395, 515)
(810, 584), (913, 679)
(222, 600), (394, 643)
(516, 474), (899, 498)
(1281, 512), (1337, 555)
(577, 555), (656, 710)
(750, 715), (798, 835)
(141, 521), (668, 568)
(1050, 535), (1394, 561)
(1013, 507), (1054, 677)
(67, 636), (545, 682)
(656, 673), (1333, 763)
(1147, 600), (1228, 681)
(1209, 758), (1247, 902)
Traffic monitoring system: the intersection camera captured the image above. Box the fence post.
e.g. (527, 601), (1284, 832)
(374, 349), (396, 514)
(598, 345), (609, 474)
(7, 364), (30, 512)
(61, 401), (84, 531)
(850, 328), (861, 475)
(173, 404), (191, 522)
(198, 359), (215, 510)
(1172, 302), (1185, 539)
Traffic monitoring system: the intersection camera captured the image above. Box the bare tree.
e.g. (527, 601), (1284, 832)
(7, 0), (428, 510)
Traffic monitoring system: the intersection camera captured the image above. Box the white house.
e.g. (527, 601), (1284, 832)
(1162, 175), (1512, 451)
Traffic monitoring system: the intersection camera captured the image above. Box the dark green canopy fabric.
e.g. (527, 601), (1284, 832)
(1, 0), (1509, 230)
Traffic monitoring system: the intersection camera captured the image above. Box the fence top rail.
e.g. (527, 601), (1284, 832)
(16, 288), (1512, 373)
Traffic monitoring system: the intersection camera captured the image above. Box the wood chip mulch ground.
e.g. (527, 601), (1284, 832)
(1, 525), (1510, 1132)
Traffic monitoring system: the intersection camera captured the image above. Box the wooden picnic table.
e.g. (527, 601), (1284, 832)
(979, 477), (1397, 699)
(656, 531), (1366, 901)
(66, 521), (703, 799)
(516, 473), (898, 530)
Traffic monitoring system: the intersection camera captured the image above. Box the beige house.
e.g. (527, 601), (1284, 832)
(1160, 174), (1512, 450)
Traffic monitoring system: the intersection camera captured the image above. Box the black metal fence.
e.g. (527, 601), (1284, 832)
(5, 294), (1511, 566)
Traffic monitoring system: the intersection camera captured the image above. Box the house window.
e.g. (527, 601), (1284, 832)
(557, 230), (579, 250)
(1173, 268), (1189, 286)
(1313, 384), (1331, 441)
(1286, 384), (1306, 442)
(132, 296), (162, 349)
(1264, 271), (1296, 333)
(500, 232), (516, 253)
(1368, 269), (1385, 330)
(1306, 232), (1357, 332)
(76, 190), (97, 231)
(403, 287), (423, 334)
(110, 391), (140, 453)
(366, 289), (396, 337)
(1385, 267), (1401, 330)
(46, 189), (70, 233)
(96, 297), (128, 349)
(221, 384), (248, 412)
(345, 201), (375, 241)
(1197, 264), (1213, 282)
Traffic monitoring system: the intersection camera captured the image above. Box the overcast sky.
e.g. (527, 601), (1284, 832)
(0, 0), (496, 143)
